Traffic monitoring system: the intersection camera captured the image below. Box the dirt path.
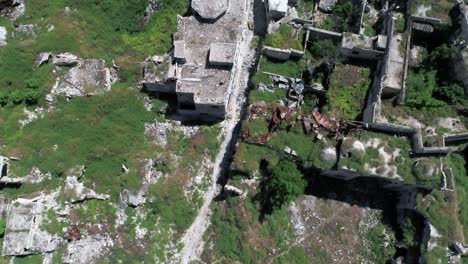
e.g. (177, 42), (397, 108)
(178, 0), (254, 262)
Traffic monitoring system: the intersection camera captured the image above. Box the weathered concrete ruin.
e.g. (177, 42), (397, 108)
(142, 0), (246, 122)
(452, 2), (468, 95)
(265, 0), (288, 20)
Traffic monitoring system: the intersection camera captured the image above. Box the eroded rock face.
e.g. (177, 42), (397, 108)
(144, 120), (199, 146)
(63, 234), (113, 264)
(65, 176), (110, 203)
(191, 0), (229, 20)
(52, 59), (118, 98)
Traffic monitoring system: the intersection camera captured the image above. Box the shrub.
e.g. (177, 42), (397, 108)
(25, 79), (40, 90)
(23, 89), (42, 105)
(267, 160), (306, 209)
(406, 70), (445, 108)
(308, 39), (339, 61)
(9, 90), (24, 104)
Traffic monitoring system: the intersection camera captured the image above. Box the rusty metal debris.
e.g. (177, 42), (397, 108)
(64, 225), (82, 242)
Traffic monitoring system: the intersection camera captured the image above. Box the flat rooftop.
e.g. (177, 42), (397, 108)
(174, 0), (244, 105)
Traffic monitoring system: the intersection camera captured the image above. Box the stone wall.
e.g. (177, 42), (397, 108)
(304, 25), (343, 41)
(340, 46), (384, 60)
(263, 46), (304, 60)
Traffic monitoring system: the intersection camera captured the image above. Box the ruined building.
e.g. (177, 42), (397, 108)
(452, 2), (468, 95)
(142, 0), (244, 122)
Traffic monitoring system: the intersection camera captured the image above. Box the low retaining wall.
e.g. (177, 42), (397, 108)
(263, 46), (304, 60)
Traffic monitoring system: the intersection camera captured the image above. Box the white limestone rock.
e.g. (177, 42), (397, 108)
(65, 176), (110, 203)
(52, 52), (80, 67)
(318, 0), (339, 12)
(2, 193), (62, 256)
(0, 26), (6, 47)
(52, 59), (118, 98)
(63, 234), (113, 264)
(35, 52), (51, 67)
(122, 189), (147, 207)
(320, 147), (337, 164)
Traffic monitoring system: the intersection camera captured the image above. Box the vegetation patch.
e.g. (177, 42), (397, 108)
(252, 57), (305, 86)
(2, 87), (156, 197)
(326, 65), (371, 120)
(264, 24), (303, 50)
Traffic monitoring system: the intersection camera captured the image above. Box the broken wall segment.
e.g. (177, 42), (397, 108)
(451, 3), (468, 95)
(265, 0), (288, 20)
(304, 25), (343, 42)
(340, 33), (384, 60)
(263, 46), (304, 61)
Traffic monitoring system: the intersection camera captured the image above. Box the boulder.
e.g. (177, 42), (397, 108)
(191, 0), (228, 20)
(52, 59), (118, 98)
(413, 159), (436, 180)
(15, 24), (36, 38)
(122, 189), (146, 207)
(318, 0), (339, 12)
(53, 52), (80, 67)
(320, 147), (337, 164)
(0, 26), (6, 47)
(35, 52), (51, 67)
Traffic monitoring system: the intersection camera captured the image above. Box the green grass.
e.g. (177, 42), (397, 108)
(447, 154), (468, 239)
(273, 247), (311, 264)
(13, 255), (42, 264)
(364, 222), (397, 263)
(252, 57), (305, 86)
(0, 0), (190, 107)
(264, 24), (303, 50)
(250, 89), (286, 105)
(2, 86), (156, 198)
(327, 67), (371, 120)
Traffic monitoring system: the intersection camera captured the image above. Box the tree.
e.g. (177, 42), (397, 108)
(267, 160), (306, 209)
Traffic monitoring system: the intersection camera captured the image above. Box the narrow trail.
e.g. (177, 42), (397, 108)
(178, 0), (254, 262)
